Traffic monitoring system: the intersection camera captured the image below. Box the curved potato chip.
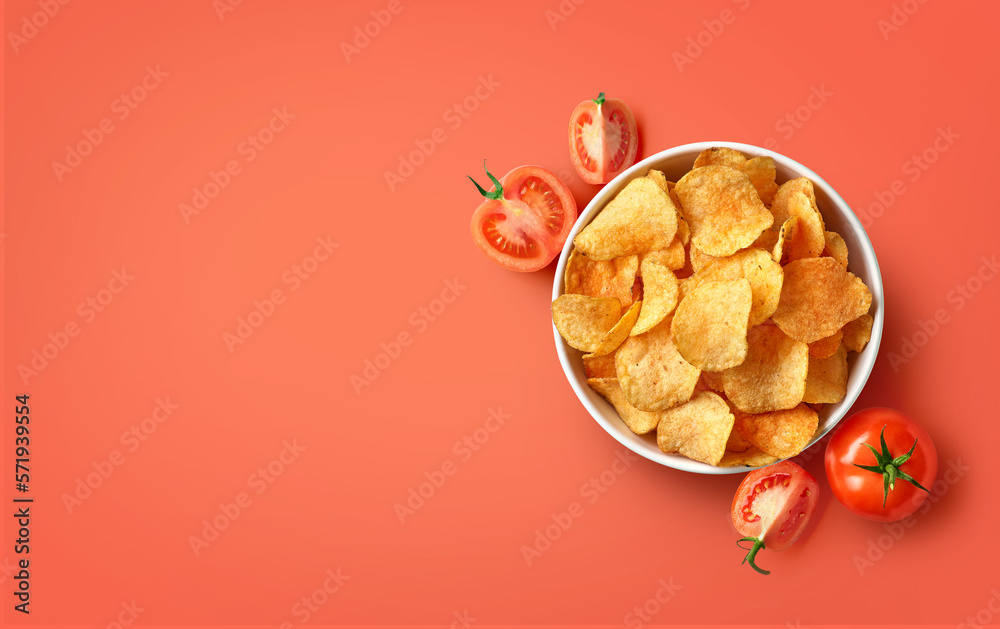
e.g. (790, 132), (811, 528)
(698, 370), (725, 393)
(689, 246), (718, 272)
(721, 324), (808, 413)
(672, 278), (752, 372)
(588, 377), (659, 435)
(590, 300), (642, 356)
(675, 165), (773, 257)
(583, 351), (618, 379)
(803, 344), (848, 404)
(615, 318), (701, 412)
(742, 156), (779, 206)
(693, 147), (747, 170)
(772, 216), (799, 264)
(574, 177), (677, 260)
(564, 249), (639, 309)
(646, 169), (669, 193)
(656, 391), (734, 466)
(754, 228), (779, 251)
(552, 294), (621, 353)
(808, 329), (844, 359)
(726, 427), (752, 453)
(823, 231), (849, 269)
(717, 447), (779, 468)
(735, 403), (819, 459)
(685, 248), (783, 327)
(842, 313), (874, 353)
(771, 178), (825, 261)
(632, 255), (679, 336)
(772, 257), (873, 343)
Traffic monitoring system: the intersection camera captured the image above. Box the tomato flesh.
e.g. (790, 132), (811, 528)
(825, 407), (937, 522)
(470, 166), (577, 272)
(569, 95), (638, 185)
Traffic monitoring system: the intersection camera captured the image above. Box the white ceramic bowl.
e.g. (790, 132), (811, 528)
(552, 141), (884, 474)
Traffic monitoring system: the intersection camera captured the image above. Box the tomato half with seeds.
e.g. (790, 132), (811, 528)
(568, 92), (639, 184)
(731, 460), (819, 575)
(468, 162), (577, 272)
(825, 407), (937, 522)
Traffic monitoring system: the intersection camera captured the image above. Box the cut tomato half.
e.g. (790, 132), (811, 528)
(569, 92), (639, 184)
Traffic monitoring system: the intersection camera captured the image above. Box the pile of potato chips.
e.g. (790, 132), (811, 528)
(553, 147), (874, 467)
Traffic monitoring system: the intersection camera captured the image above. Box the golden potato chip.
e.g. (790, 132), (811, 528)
(631, 255), (679, 336)
(772, 216), (799, 264)
(693, 147), (747, 170)
(552, 294), (621, 352)
(808, 329), (843, 359)
(772, 257), (873, 343)
(771, 178), (825, 261)
(803, 344), (848, 404)
(698, 370), (725, 393)
(742, 156), (779, 206)
(754, 228), (779, 251)
(583, 351), (617, 379)
(564, 249), (639, 310)
(735, 403), (819, 459)
(726, 427), (752, 453)
(588, 377), (659, 435)
(685, 248), (783, 327)
(672, 278), (752, 372)
(721, 324), (808, 413)
(574, 177), (678, 260)
(656, 391), (734, 466)
(615, 318), (701, 412)
(842, 313), (874, 353)
(823, 231), (849, 269)
(590, 300), (642, 356)
(675, 166), (773, 257)
(646, 169), (669, 193)
(688, 246), (718, 273)
(717, 447), (779, 468)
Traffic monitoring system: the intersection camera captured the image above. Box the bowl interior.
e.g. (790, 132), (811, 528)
(553, 142), (884, 474)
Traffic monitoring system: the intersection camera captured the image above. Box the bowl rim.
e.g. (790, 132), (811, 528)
(551, 141), (884, 474)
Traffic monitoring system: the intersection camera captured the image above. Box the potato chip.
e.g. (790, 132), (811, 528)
(590, 300), (642, 356)
(656, 391), (734, 466)
(803, 344), (848, 404)
(615, 318), (701, 412)
(772, 216), (799, 264)
(698, 370), (725, 393)
(672, 278), (752, 371)
(742, 156), (779, 206)
(693, 147), (747, 170)
(574, 177), (678, 260)
(685, 248), (783, 327)
(552, 294), (621, 352)
(564, 249), (639, 310)
(734, 403), (819, 459)
(754, 228), (779, 252)
(588, 377), (659, 435)
(772, 257), (873, 343)
(583, 351), (617, 379)
(717, 447), (779, 468)
(688, 246), (718, 272)
(823, 231), (849, 269)
(646, 169), (669, 193)
(771, 178), (825, 261)
(726, 427), (752, 453)
(808, 329), (843, 359)
(842, 313), (874, 353)
(721, 324), (808, 413)
(631, 255), (679, 336)
(675, 166), (773, 257)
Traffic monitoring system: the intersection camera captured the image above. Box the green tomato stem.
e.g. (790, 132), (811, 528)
(737, 536), (770, 576)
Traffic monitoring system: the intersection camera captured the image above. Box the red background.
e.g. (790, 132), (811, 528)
(3, 0), (999, 627)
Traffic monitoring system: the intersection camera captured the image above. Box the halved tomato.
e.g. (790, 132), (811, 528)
(731, 460), (819, 575)
(568, 92), (639, 184)
(469, 162), (577, 272)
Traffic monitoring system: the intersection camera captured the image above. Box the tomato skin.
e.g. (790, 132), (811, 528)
(825, 408), (938, 522)
(469, 165), (577, 272)
(568, 94), (639, 184)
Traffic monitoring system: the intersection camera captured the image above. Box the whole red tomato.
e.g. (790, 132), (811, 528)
(825, 407), (937, 522)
